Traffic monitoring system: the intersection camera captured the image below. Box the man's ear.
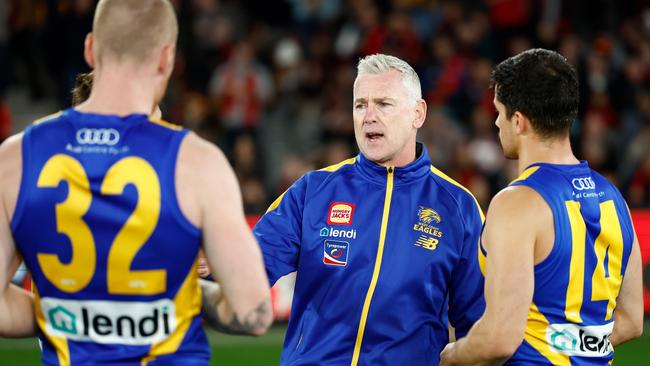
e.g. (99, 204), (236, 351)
(413, 99), (427, 129)
(158, 44), (176, 77)
(512, 111), (529, 135)
(84, 33), (96, 69)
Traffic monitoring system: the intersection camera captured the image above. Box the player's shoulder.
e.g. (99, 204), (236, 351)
(488, 185), (548, 219)
(0, 133), (24, 207)
(177, 131), (228, 171)
(0, 133), (23, 165)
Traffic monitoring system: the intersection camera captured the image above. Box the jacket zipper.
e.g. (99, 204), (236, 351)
(350, 166), (394, 365)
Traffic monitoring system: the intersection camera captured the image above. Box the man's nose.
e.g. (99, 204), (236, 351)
(363, 104), (378, 123)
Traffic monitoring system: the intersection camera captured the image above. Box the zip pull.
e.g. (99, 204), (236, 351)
(387, 166), (394, 174)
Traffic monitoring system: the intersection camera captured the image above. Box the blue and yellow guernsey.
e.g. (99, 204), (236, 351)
(501, 162), (635, 365)
(254, 144), (486, 365)
(11, 109), (208, 365)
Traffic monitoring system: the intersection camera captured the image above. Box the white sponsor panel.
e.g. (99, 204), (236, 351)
(40, 297), (176, 345)
(546, 322), (613, 357)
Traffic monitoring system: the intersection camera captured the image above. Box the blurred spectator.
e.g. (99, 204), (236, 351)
(9, 0), (49, 100)
(0, 0), (10, 141)
(58, 0), (94, 104)
(3, 0), (650, 211)
(208, 40), (273, 155)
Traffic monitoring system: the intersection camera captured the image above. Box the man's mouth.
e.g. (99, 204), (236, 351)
(366, 132), (384, 141)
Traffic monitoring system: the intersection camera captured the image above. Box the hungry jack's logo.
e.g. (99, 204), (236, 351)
(327, 202), (355, 225)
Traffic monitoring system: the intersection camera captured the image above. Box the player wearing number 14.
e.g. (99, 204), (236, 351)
(440, 49), (643, 365)
(0, 1), (271, 365)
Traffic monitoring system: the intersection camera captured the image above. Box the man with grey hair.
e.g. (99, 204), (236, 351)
(253, 53), (486, 365)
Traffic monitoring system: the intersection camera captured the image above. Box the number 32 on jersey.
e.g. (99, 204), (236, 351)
(36, 154), (166, 295)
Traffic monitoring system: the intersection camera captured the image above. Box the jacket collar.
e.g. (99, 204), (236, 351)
(355, 143), (432, 186)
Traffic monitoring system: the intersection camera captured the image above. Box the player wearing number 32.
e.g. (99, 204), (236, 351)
(0, 1), (271, 365)
(440, 49), (643, 366)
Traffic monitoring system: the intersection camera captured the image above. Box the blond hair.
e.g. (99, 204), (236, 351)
(356, 54), (422, 103)
(93, 0), (178, 61)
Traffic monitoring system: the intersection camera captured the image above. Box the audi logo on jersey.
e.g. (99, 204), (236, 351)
(572, 177), (596, 191)
(76, 128), (120, 146)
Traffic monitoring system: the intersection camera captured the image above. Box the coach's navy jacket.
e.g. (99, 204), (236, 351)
(254, 144), (486, 365)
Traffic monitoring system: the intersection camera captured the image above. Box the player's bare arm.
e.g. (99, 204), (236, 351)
(610, 209), (643, 346)
(441, 186), (551, 365)
(0, 134), (37, 337)
(176, 132), (272, 336)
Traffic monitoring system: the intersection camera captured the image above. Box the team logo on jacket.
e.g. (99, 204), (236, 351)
(327, 202), (355, 225)
(417, 207), (441, 224)
(413, 206), (443, 251)
(323, 240), (349, 266)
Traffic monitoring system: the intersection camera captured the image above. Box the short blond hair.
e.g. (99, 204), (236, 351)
(93, 0), (178, 61)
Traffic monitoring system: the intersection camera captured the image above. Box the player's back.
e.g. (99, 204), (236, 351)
(505, 162), (635, 365)
(11, 109), (208, 365)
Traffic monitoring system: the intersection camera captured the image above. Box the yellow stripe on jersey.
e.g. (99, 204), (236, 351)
(478, 241), (487, 276)
(148, 117), (183, 131)
(591, 200), (624, 320)
(33, 111), (63, 125)
(34, 287), (71, 365)
(524, 302), (570, 365)
(429, 165), (486, 275)
(351, 167), (394, 366)
(267, 158), (356, 213)
(429, 165), (485, 222)
(510, 166), (540, 184)
(565, 200), (586, 323)
(266, 191), (286, 213)
(319, 157), (356, 172)
(141, 260), (202, 365)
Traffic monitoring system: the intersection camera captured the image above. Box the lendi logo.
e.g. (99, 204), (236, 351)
(546, 322), (613, 357)
(41, 297), (176, 345)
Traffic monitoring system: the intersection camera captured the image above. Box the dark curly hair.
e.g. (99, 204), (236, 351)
(71, 72), (94, 106)
(491, 48), (579, 139)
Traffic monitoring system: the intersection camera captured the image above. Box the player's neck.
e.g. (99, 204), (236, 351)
(517, 136), (580, 173)
(76, 66), (157, 117)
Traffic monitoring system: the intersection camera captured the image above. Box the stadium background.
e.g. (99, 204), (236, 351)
(0, 0), (648, 364)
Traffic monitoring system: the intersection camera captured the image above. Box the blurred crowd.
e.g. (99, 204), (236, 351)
(1, 0), (650, 212)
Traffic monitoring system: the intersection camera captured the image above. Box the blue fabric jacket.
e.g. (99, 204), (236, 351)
(254, 144), (486, 365)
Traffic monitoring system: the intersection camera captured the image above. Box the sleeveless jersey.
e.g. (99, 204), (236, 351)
(502, 162), (635, 365)
(11, 109), (208, 365)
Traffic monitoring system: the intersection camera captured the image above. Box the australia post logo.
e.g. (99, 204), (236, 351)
(41, 297), (175, 345)
(323, 240), (349, 266)
(327, 202), (355, 225)
(546, 322), (613, 357)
